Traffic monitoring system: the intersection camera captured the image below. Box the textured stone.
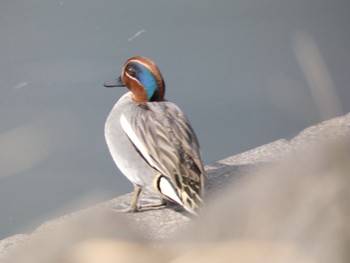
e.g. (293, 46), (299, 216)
(0, 113), (349, 262)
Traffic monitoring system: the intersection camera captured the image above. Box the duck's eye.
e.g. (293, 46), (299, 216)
(126, 66), (136, 77)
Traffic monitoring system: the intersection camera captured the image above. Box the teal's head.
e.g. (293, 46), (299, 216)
(104, 56), (165, 103)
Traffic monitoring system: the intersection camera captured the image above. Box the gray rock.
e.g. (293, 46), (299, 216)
(0, 113), (349, 262)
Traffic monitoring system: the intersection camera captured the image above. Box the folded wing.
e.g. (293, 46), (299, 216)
(120, 101), (205, 214)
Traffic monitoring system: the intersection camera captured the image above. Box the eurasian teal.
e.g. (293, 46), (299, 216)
(104, 56), (205, 215)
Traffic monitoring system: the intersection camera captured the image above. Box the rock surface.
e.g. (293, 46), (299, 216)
(0, 113), (349, 262)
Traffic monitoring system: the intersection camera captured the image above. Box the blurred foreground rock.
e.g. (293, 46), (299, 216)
(0, 113), (349, 263)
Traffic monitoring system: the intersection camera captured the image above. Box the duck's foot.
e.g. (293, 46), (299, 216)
(137, 199), (167, 212)
(112, 206), (138, 213)
(112, 184), (168, 213)
(111, 184), (141, 213)
(113, 199), (167, 213)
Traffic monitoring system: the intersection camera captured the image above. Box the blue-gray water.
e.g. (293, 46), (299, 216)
(1, 0), (349, 238)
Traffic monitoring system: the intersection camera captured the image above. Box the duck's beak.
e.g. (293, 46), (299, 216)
(104, 76), (125, 88)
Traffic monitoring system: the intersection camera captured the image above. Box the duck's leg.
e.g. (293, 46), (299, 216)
(128, 184), (142, 212)
(113, 184), (141, 213)
(115, 183), (167, 213)
(135, 173), (167, 211)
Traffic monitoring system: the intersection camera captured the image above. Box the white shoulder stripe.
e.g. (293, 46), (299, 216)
(159, 176), (183, 205)
(120, 114), (156, 168)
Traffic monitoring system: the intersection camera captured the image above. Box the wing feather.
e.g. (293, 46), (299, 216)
(121, 101), (205, 213)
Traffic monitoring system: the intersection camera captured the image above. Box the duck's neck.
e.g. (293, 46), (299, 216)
(149, 86), (165, 101)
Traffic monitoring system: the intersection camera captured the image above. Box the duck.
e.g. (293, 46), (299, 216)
(104, 56), (205, 215)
